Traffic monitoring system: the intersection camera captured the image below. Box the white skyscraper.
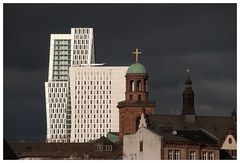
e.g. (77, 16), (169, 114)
(45, 27), (128, 143)
(45, 28), (95, 143)
(69, 66), (128, 143)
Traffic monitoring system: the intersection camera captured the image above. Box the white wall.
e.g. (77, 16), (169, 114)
(123, 127), (162, 160)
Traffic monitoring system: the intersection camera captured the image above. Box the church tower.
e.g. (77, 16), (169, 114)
(182, 69), (195, 115)
(117, 48), (155, 140)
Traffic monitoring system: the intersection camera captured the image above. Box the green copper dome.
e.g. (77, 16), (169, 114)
(127, 63), (147, 74)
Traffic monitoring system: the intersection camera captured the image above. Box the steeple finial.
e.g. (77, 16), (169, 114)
(132, 48), (142, 63)
(185, 68), (192, 86)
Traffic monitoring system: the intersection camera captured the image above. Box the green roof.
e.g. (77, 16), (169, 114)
(127, 63), (146, 74)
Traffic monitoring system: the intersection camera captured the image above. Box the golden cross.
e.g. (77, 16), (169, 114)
(132, 48), (142, 63)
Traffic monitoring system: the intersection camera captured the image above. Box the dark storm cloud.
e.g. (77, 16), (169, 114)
(4, 4), (236, 141)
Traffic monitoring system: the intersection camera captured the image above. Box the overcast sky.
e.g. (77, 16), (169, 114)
(4, 4), (236, 142)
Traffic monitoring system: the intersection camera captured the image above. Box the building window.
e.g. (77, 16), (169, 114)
(137, 80), (142, 91)
(189, 151), (196, 160)
(202, 152), (207, 160)
(208, 152), (214, 160)
(168, 150), (181, 160)
(168, 150), (174, 160)
(201, 151), (214, 160)
(139, 141), (143, 152)
(175, 150), (180, 160)
(130, 80), (134, 91)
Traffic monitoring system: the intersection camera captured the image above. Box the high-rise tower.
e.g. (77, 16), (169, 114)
(45, 28), (128, 143)
(45, 28), (95, 143)
(69, 66), (128, 143)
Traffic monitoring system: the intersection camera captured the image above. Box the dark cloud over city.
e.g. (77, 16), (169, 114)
(4, 4), (236, 142)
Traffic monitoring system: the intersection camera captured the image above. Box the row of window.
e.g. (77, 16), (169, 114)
(73, 40), (90, 46)
(73, 108), (112, 114)
(74, 84), (111, 89)
(54, 50), (71, 55)
(50, 134), (67, 140)
(167, 150), (214, 160)
(54, 55), (70, 60)
(72, 60), (88, 65)
(73, 75), (111, 81)
(48, 95), (67, 101)
(52, 65), (69, 71)
(52, 70), (69, 75)
(49, 103), (66, 108)
(73, 54), (89, 62)
(49, 113), (65, 119)
(74, 34), (90, 40)
(48, 82), (68, 88)
(75, 79), (110, 85)
(49, 108), (66, 114)
(74, 123), (111, 130)
(50, 124), (65, 131)
(49, 118), (65, 123)
(53, 76), (68, 81)
(54, 45), (71, 50)
(48, 87), (68, 93)
(78, 113), (110, 119)
(73, 44), (89, 50)
(53, 60), (70, 65)
(75, 98), (111, 106)
(74, 71), (111, 76)
(54, 40), (71, 45)
(49, 97), (67, 103)
(73, 49), (89, 55)
(73, 123), (111, 128)
(74, 28), (91, 34)
(74, 118), (111, 124)
(74, 99), (111, 105)
(75, 94), (111, 100)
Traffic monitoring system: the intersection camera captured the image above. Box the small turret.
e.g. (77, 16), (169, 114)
(182, 69), (195, 115)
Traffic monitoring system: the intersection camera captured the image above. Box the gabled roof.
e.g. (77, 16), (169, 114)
(147, 114), (236, 144)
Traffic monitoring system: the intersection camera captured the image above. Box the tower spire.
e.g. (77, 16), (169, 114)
(185, 68), (192, 86)
(182, 69), (195, 115)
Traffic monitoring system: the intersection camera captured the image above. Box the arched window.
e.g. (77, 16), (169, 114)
(137, 80), (142, 91)
(130, 80), (134, 91)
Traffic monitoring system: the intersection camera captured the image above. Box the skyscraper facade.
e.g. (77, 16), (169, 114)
(69, 66), (128, 142)
(45, 28), (127, 143)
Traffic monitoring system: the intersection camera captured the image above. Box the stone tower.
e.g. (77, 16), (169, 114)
(117, 49), (155, 140)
